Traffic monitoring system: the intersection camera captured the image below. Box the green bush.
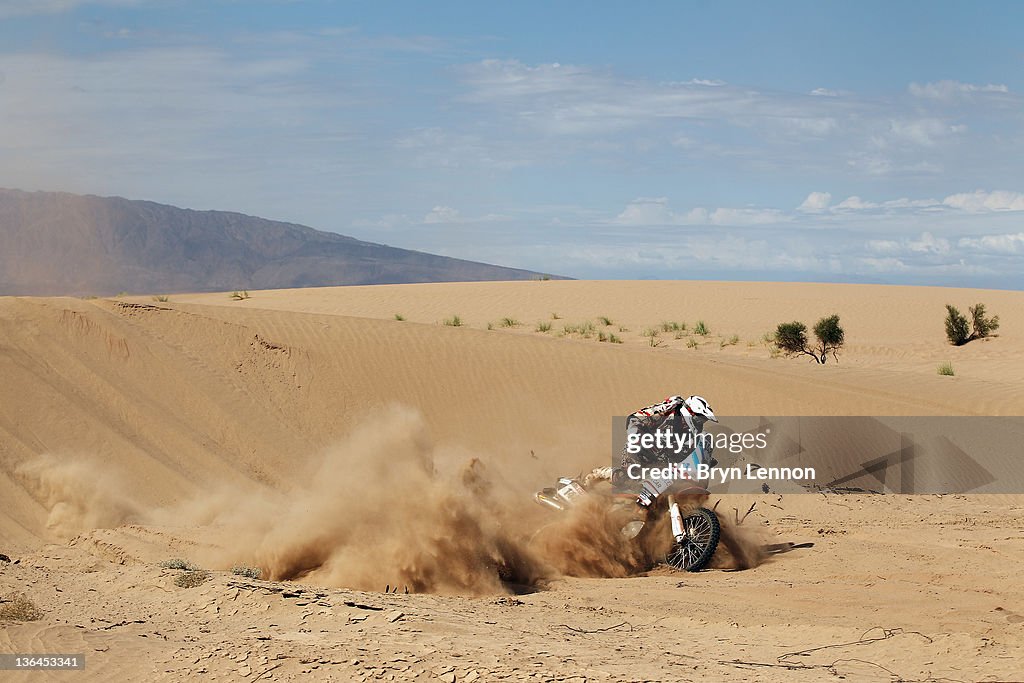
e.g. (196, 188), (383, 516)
(946, 303), (1000, 345)
(563, 321), (596, 337)
(937, 362), (955, 376)
(814, 314), (845, 354)
(945, 305), (970, 345)
(536, 321), (552, 333)
(443, 315), (463, 327)
(773, 315), (845, 364)
(774, 321), (809, 355)
(694, 320), (709, 336)
(969, 303), (1000, 339)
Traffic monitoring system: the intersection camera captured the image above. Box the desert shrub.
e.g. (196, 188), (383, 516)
(814, 315), (845, 356)
(641, 328), (659, 339)
(694, 320), (709, 336)
(500, 317), (520, 328)
(774, 321), (809, 354)
(773, 315), (845, 364)
(946, 303), (1000, 345)
(536, 321), (552, 333)
(608, 334), (623, 344)
(443, 315), (463, 327)
(231, 566), (262, 580)
(660, 321), (684, 333)
(598, 316), (613, 326)
(0, 594), (43, 621)
(944, 305), (970, 345)
(152, 295), (169, 302)
(969, 303), (1000, 339)
(174, 570), (211, 588)
(159, 558), (197, 571)
(551, 312), (561, 320)
(394, 313), (405, 321)
(937, 362), (955, 376)
(563, 321), (596, 337)
(230, 290), (250, 300)
(687, 338), (699, 349)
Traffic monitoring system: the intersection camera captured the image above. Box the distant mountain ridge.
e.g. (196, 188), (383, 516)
(0, 189), (560, 296)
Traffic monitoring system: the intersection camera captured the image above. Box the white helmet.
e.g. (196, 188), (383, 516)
(685, 395), (718, 423)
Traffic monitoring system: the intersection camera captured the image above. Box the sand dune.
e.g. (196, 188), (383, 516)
(1, 281), (1022, 681)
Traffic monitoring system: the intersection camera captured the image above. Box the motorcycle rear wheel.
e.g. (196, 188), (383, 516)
(666, 507), (720, 572)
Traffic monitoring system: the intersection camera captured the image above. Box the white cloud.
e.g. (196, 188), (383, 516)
(457, 59), (847, 137)
(909, 80), (1009, 100)
(888, 118), (966, 146)
(835, 196), (878, 210)
(810, 88), (839, 97)
(421, 205), (509, 225)
(776, 116), (839, 137)
(866, 239), (901, 254)
(614, 197), (675, 225)
(797, 191), (831, 212)
(958, 232), (1024, 254)
(906, 231), (951, 255)
(708, 207), (787, 226)
(881, 197), (941, 209)
(423, 206), (461, 223)
(613, 198), (787, 227)
(942, 190), (1024, 212)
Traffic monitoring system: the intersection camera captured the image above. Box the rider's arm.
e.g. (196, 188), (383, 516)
(631, 395), (686, 428)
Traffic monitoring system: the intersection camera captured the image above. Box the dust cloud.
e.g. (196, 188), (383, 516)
(16, 453), (142, 539)
(17, 408), (761, 595)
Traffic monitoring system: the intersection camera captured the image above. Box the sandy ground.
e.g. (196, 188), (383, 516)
(1, 280), (1023, 681)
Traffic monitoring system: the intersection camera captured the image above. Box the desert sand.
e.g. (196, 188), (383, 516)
(1, 280), (1023, 681)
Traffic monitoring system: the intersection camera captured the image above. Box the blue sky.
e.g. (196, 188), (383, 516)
(1, 1), (1023, 287)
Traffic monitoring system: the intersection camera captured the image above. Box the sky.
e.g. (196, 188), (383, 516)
(1, 1), (1023, 288)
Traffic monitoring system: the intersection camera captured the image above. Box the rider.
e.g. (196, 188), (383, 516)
(535, 395), (718, 510)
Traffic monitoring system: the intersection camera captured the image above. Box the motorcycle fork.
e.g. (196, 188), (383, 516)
(668, 494), (687, 542)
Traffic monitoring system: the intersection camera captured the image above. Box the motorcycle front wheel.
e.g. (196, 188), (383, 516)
(665, 507), (720, 572)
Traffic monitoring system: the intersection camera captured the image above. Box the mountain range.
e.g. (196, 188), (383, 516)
(0, 189), (558, 296)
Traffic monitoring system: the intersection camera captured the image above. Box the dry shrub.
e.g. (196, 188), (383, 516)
(0, 594), (43, 621)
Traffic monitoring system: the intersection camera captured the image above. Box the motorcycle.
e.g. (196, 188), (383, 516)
(533, 440), (721, 572)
